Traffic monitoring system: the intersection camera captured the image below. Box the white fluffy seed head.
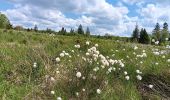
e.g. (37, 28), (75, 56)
(125, 76), (130, 80)
(57, 97), (62, 100)
(149, 84), (153, 88)
(76, 72), (82, 78)
(96, 89), (101, 94)
(136, 75), (142, 80)
(51, 91), (55, 94)
(56, 57), (60, 62)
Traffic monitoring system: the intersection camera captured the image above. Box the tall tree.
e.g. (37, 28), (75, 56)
(70, 28), (75, 35)
(0, 13), (11, 29)
(86, 27), (90, 36)
(34, 25), (38, 32)
(132, 24), (140, 42)
(152, 23), (161, 41)
(162, 22), (169, 42)
(139, 28), (150, 44)
(78, 24), (84, 35)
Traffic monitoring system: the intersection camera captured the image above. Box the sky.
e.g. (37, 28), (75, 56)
(0, 0), (170, 36)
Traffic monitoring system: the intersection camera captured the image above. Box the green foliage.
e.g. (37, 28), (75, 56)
(139, 28), (150, 44)
(78, 24), (84, 35)
(132, 24), (140, 42)
(0, 13), (12, 29)
(0, 27), (170, 99)
(152, 23), (161, 41)
(86, 27), (90, 36)
(161, 22), (169, 43)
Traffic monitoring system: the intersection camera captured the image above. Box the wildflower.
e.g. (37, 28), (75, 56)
(86, 41), (90, 45)
(93, 67), (99, 72)
(76, 72), (82, 78)
(71, 50), (74, 53)
(124, 71), (128, 75)
(96, 89), (101, 94)
(167, 59), (170, 63)
(56, 71), (60, 74)
(95, 44), (98, 47)
(86, 52), (90, 56)
(134, 46), (138, 50)
(82, 76), (86, 80)
(165, 38), (169, 41)
(60, 53), (65, 57)
(136, 70), (142, 74)
(75, 92), (79, 96)
(101, 65), (105, 69)
(155, 41), (159, 45)
(33, 62), (37, 68)
(148, 84), (153, 89)
(125, 76), (130, 80)
(155, 62), (159, 65)
(50, 77), (55, 82)
(56, 57), (60, 62)
(57, 97), (62, 100)
(75, 44), (80, 48)
(51, 91), (55, 95)
(152, 39), (155, 42)
(82, 88), (86, 92)
(162, 56), (165, 58)
(136, 75), (142, 80)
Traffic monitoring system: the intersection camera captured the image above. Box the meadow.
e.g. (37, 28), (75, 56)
(0, 29), (170, 100)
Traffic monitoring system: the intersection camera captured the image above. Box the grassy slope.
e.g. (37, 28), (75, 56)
(0, 29), (170, 100)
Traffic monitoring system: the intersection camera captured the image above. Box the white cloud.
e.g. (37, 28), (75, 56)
(2, 0), (135, 36)
(122, 0), (143, 5)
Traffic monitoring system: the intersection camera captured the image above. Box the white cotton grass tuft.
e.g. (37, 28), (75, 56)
(96, 89), (101, 94)
(124, 71), (128, 75)
(76, 72), (82, 78)
(33, 62), (37, 68)
(136, 70), (142, 74)
(125, 76), (130, 80)
(60, 53), (65, 57)
(75, 44), (80, 48)
(56, 57), (60, 62)
(86, 41), (90, 45)
(148, 84), (153, 89)
(95, 44), (98, 47)
(51, 91), (55, 95)
(82, 88), (86, 92)
(57, 97), (62, 100)
(136, 75), (142, 80)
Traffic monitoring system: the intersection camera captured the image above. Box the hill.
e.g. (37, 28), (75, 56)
(0, 29), (170, 100)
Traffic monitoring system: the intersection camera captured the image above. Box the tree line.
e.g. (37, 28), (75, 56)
(0, 13), (91, 36)
(131, 22), (170, 45)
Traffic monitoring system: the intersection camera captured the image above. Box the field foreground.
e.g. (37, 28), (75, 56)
(0, 30), (170, 100)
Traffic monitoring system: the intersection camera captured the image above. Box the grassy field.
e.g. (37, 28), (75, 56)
(0, 29), (170, 100)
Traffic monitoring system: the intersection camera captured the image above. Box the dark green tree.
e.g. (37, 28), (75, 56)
(86, 27), (90, 36)
(58, 27), (67, 35)
(132, 24), (140, 42)
(34, 25), (38, 32)
(162, 22), (169, 42)
(78, 24), (84, 35)
(152, 23), (161, 41)
(70, 28), (75, 35)
(0, 13), (11, 29)
(139, 28), (150, 44)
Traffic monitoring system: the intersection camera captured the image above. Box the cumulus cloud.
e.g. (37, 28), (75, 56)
(2, 0), (169, 36)
(138, 3), (170, 32)
(2, 0), (134, 36)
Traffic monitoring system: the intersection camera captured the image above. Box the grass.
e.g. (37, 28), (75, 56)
(0, 29), (170, 100)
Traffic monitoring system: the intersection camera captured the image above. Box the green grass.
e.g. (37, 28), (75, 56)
(0, 29), (170, 100)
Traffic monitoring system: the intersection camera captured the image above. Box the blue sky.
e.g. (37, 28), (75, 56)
(0, 0), (170, 36)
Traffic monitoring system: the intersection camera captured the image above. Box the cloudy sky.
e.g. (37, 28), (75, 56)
(0, 0), (170, 36)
